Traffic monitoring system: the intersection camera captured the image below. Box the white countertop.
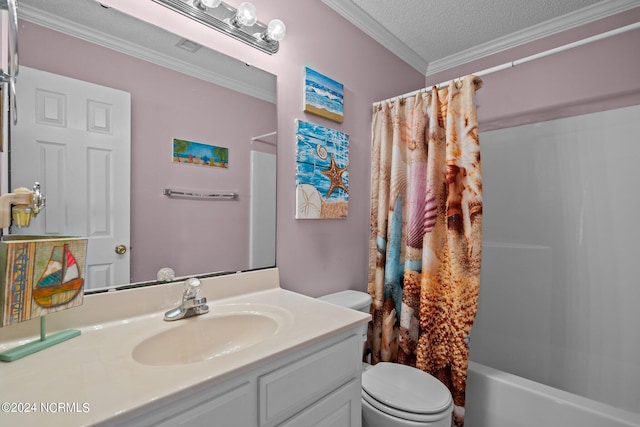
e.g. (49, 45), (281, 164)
(0, 268), (370, 426)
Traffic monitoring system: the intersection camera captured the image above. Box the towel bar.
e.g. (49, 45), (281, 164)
(163, 189), (238, 199)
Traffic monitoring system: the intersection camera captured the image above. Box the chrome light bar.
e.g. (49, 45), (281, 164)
(152, 0), (282, 54)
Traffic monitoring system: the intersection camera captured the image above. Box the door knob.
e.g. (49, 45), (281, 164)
(115, 244), (127, 255)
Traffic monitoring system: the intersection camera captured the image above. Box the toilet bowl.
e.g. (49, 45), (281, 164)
(361, 362), (452, 427)
(318, 291), (453, 426)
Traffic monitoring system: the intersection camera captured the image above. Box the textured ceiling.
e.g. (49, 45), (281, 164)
(18, 0), (639, 88)
(323, 0), (637, 74)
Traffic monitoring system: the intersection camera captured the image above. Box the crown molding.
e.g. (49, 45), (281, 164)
(426, 0), (640, 76)
(321, 0), (429, 74)
(322, 0), (640, 77)
(17, 3), (276, 103)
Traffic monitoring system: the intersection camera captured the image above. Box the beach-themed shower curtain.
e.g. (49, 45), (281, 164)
(368, 75), (483, 427)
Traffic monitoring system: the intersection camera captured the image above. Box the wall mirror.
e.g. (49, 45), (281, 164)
(7, 0), (277, 293)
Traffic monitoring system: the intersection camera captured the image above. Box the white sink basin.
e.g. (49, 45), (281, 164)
(132, 305), (291, 366)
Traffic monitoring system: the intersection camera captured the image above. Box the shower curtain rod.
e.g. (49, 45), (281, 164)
(374, 21), (640, 106)
(251, 131), (278, 145)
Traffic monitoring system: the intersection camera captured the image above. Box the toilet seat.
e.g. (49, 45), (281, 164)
(361, 362), (452, 423)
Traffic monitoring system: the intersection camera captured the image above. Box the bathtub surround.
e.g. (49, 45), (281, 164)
(465, 362), (640, 427)
(368, 75), (482, 426)
(473, 104), (640, 414)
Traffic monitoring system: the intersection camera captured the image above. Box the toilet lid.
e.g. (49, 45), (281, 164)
(362, 362), (452, 415)
(318, 290), (371, 311)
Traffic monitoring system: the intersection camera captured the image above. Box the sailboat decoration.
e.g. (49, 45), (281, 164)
(1, 236), (87, 327)
(0, 236), (87, 362)
(32, 243), (84, 307)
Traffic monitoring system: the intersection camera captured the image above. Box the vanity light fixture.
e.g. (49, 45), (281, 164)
(152, 0), (286, 55)
(194, 0), (222, 11)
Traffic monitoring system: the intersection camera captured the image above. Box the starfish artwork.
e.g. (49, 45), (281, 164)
(295, 120), (349, 219)
(321, 155), (348, 199)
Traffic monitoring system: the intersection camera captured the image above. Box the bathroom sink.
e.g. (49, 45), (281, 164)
(132, 306), (289, 366)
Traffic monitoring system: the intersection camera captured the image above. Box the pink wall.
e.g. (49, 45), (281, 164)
(86, 1), (640, 297)
(19, 21), (277, 282)
(98, 0), (426, 296)
(426, 7), (640, 131)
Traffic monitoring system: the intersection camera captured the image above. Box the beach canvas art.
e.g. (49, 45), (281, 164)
(173, 138), (228, 168)
(0, 236), (88, 326)
(303, 67), (344, 123)
(295, 120), (349, 219)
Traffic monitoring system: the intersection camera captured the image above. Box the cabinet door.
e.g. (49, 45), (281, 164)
(259, 335), (360, 426)
(279, 380), (361, 427)
(153, 382), (255, 427)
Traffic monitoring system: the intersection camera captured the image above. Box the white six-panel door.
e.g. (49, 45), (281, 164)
(11, 67), (131, 289)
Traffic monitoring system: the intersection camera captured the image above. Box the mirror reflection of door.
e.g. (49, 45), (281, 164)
(10, 66), (131, 290)
(250, 150), (276, 269)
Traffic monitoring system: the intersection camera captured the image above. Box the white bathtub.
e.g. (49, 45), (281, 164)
(465, 361), (640, 427)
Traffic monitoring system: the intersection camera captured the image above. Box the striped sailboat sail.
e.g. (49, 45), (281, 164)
(32, 244), (83, 307)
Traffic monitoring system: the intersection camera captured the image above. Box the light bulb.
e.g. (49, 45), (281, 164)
(234, 2), (257, 27)
(194, 0), (221, 10)
(265, 19), (286, 42)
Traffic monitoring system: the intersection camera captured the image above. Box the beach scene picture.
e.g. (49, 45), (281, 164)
(173, 138), (228, 168)
(303, 67), (344, 123)
(295, 120), (349, 219)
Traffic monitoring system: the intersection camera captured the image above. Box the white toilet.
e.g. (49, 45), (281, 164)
(319, 290), (453, 427)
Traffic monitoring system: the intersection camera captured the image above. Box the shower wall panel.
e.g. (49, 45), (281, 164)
(472, 103), (640, 414)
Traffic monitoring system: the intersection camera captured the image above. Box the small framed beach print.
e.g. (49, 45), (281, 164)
(303, 67), (344, 123)
(172, 138), (228, 168)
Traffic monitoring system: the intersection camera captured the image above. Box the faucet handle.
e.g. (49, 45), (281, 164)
(183, 277), (202, 300)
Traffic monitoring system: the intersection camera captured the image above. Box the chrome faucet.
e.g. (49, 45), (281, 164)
(164, 278), (209, 321)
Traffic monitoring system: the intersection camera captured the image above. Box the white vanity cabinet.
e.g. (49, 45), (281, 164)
(149, 380), (255, 427)
(1, 270), (371, 427)
(110, 329), (364, 427)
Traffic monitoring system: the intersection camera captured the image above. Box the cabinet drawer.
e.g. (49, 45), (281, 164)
(279, 379), (361, 427)
(154, 382), (254, 427)
(116, 380), (256, 427)
(259, 334), (360, 426)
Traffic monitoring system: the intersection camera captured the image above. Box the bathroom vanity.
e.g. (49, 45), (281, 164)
(0, 268), (370, 426)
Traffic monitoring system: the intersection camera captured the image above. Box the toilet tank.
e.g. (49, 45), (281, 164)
(318, 290), (371, 313)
